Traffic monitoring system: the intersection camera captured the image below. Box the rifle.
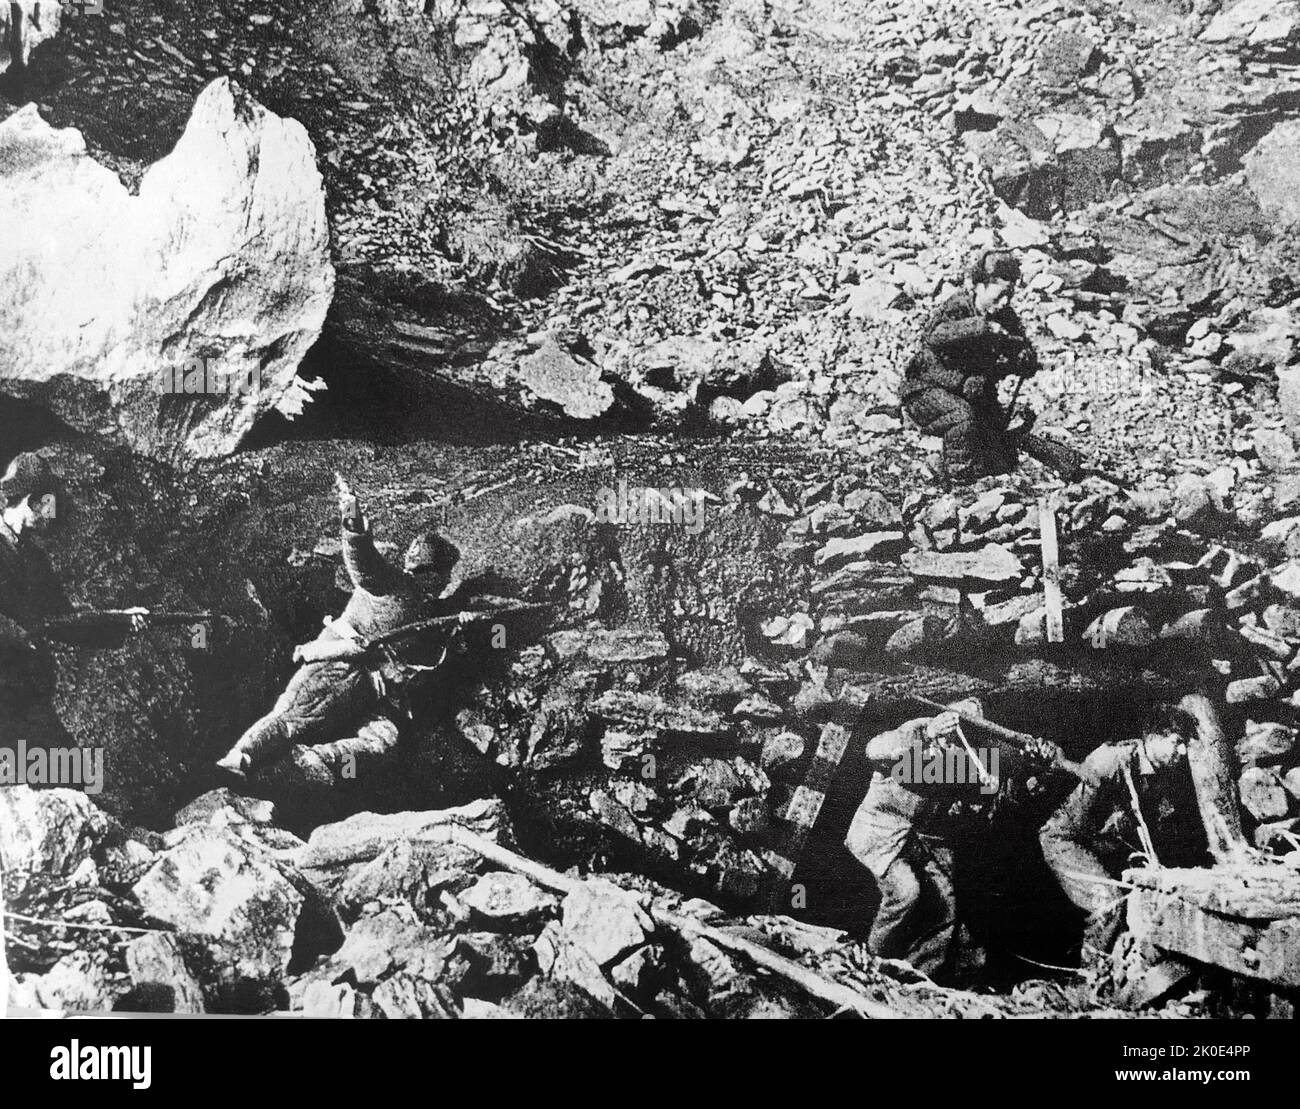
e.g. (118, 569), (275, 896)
(295, 599), (554, 664)
(911, 694), (1098, 786)
(34, 609), (213, 647)
(369, 599), (553, 652)
(1019, 430), (1133, 494)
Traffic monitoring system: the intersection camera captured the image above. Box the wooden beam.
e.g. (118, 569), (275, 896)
(445, 825), (905, 1018)
(764, 723), (850, 899)
(1038, 496), (1064, 644)
(1126, 866), (1300, 990)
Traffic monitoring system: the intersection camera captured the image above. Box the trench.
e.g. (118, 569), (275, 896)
(18, 423), (1255, 996)
(769, 685), (1216, 988)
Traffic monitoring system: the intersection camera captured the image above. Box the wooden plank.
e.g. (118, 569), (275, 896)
(1038, 497), (1064, 643)
(1127, 884), (1300, 990)
(1127, 866), (1300, 921)
(1178, 695), (1249, 864)
(764, 723), (850, 893)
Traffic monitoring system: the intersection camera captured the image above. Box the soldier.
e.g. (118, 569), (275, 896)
(0, 452), (67, 748)
(1, 452), (157, 751)
(216, 476), (471, 782)
(1038, 695), (1244, 965)
(844, 699), (997, 978)
(900, 249), (1041, 482)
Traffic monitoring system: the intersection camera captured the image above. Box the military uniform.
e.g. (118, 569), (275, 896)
(844, 712), (995, 977)
(0, 514), (73, 749)
(1039, 738), (1205, 957)
(901, 292), (1039, 479)
(227, 517), (459, 776)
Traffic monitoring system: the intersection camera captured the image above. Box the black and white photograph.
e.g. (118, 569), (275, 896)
(0, 0), (1297, 1057)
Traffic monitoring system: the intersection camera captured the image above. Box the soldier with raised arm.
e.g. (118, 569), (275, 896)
(216, 474), (469, 781)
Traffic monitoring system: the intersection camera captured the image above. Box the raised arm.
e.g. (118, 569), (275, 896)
(336, 475), (408, 597)
(1039, 744), (1129, 846)
(865, 717), (930, 767)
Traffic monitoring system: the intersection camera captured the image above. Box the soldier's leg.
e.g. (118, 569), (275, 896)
(1040, 827), (1125, 961)
(226, 661), (374, 772)
(906, 839), (958, 978)
(867, 856), (923, 960)
(312, 715), (401, 785)
(906, 388), (981, 480)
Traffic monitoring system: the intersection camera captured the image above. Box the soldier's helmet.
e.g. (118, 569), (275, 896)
(1, 452), (57, 507)
(968, 249), (1021, 287)
(404, 531), (460, 576)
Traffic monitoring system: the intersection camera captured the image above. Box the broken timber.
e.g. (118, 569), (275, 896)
(1125, 865), (1300, 990)
(764, 723), (850, 906)
(443, 825), (902, 1018)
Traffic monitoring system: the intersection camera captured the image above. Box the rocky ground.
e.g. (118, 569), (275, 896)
(4, 0), (1300, 1017)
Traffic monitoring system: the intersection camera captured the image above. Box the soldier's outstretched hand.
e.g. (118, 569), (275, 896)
(335, 472), (363, 532)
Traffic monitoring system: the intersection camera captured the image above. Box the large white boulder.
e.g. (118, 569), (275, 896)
(0, 78), (334, 462)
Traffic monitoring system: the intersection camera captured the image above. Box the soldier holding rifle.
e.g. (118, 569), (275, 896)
(216, 474), (536, 782)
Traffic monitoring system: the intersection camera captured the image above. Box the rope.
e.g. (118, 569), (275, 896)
(1121, 762), (1161, 868)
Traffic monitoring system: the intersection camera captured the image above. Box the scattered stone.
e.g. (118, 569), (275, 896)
(902, 544), (1024, 585)
(1244, 119), (1300, 227)
(175, 789), (276, 827)
(1252, 429), (1297, 473)
(133, 826), (340, 986)
(728, 796), (770, 836)
(601, 729), (651, 771)
(459, 872), (559, 930)
(1238, 722), (1297, 765)
(759, 731), (806, 773)
(675, 668), (752, 704)
(0, 787), (114, 891)
(1239, 767), (1291, 822)
(519, 336), (614, 419)
(559, 880), (653, 967)
(813, 531), (906, 570)
(590, 690), (727, 738)
(294, 800), (509, 872)
(546, 627), (669, 666)
(300, 980), (375, 1019)
(10, 950), (122, 1012)
(1226, 674), (1282, 704)
(125, 933), (207, 1014)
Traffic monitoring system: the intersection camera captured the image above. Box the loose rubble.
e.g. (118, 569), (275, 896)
(7, 0), (1300, 1020)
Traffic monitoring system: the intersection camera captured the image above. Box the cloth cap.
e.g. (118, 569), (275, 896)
(0, 453), (56, 506)
(969, 249), (1021, 286)
(404, 531), (460, 575)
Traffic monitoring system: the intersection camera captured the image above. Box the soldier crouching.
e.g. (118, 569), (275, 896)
(900, 249), (1041, 483)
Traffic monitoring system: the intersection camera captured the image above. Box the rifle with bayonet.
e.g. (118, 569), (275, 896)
(911, 694), (1099, 787)
(33, 609), (213, 647)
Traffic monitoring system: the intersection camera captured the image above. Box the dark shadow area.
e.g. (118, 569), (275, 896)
(787, 683), (1218, 987)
